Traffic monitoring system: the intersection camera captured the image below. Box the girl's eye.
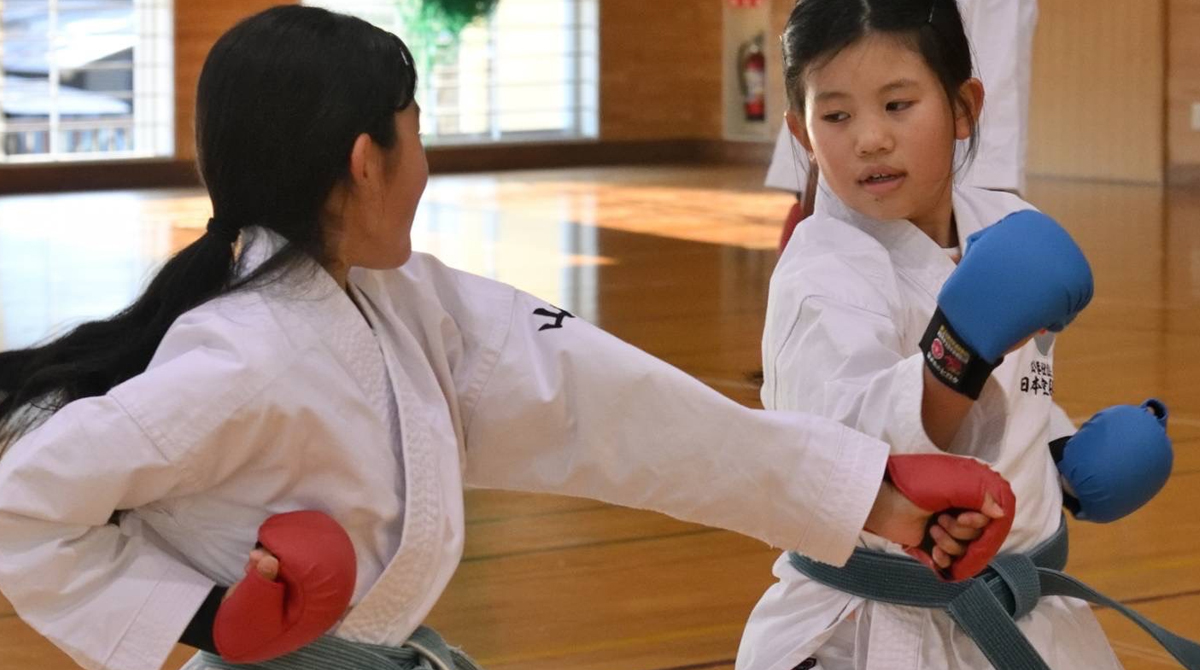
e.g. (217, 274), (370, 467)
(822, 111), (850, 123)
(886, 100), (914, 112)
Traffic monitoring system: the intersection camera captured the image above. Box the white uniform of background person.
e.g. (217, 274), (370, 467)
(734, 185), (1120, 670)
(765, 0), (1038, 195)
(0, 228), (893, 670)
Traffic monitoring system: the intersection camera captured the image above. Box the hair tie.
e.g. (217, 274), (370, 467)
(205, 217), (240, 244)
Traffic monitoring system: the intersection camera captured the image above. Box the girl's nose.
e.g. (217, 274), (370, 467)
(855, 120), (894, 157)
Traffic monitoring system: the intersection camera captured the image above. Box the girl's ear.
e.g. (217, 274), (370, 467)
(785, 109), (815, 159)
(955, 77), (985, 141)
(347, 132), (378, 189)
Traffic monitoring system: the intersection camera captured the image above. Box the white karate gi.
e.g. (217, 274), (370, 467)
(0, 228), (892, 670)
(736, 185), (1120, 670)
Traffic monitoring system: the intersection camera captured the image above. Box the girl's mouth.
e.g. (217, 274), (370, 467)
(859, 171), (906, 195)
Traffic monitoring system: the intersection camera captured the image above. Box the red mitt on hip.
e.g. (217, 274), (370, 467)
(887, 454), (1016, 582)
(214, 510), (357, 663)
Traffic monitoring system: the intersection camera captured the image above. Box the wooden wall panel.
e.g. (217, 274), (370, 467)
(172, 0), (723, 151)
(1027, 0), (1165, 183)
(766, 0), (793, 138)
(766, 0), (1175, 183)
(14, 0), (1190, 181)
(598, 0), (723, 141)
(1168, 0), (1200, 173)
(174, 1), (297, 162)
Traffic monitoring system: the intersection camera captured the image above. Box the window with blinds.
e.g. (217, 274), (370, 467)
(0, 0), (173, 164)
(304, 0), (598, 145)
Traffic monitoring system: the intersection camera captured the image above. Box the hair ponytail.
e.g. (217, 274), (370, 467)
(0, 231), (236, 447)
(0, 5), (417, 450)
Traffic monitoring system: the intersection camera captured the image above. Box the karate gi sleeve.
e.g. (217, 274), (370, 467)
(0, 392), (215, 670)
(1048, 401), (1077, 442)
(0, 313), (284, 670)
(459, 290), (890, 566)
(766, 292), (942, 458)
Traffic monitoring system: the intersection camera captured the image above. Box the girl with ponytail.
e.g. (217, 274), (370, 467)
(0, 6), (1011, 670)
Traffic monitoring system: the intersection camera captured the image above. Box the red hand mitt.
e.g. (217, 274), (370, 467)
(887, 454), (1016, 581)
(214, 511), (357, 663)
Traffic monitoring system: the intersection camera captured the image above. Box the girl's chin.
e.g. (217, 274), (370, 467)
(850, 198), (911, 222)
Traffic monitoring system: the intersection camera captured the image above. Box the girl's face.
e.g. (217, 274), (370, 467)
(789, 34), (981, 241)
(326, 104), (429, 283)
(361, 104), (429, 268)
(377, 104), (429, 265)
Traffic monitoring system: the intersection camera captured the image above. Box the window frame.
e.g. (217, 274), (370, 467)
(0, 0), (174, 164)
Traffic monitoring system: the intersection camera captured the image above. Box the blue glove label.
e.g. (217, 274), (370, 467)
(920, 308), (998, 400)
(929, 325), (969, 379)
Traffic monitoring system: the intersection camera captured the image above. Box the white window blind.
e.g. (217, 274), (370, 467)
(304, 0), (598, 145)
(0, 0), (173, 164)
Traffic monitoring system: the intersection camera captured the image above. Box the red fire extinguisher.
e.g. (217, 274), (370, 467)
(738, 33), (766, 122)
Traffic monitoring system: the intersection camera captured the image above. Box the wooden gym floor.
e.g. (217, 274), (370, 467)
(0, 165), (1198, 669)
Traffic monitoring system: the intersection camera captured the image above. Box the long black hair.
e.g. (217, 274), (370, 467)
(0, 5), (417, 448)
(783, 0), (981, 183)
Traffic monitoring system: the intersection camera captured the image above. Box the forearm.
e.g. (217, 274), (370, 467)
(463, 294), (892, 562)
(0, 521), (216, 670)
(920, 366), (976, 451)
(0, 398), (218, 670)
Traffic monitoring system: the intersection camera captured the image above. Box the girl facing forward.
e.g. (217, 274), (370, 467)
(737, 0), (1178, 669)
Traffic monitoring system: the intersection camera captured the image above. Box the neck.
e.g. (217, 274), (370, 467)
(323, 260), (350, 290)
(909, 183), (957, 248)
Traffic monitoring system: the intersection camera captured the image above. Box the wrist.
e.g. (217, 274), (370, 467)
(864, 479), (891, 536)
(920, 308), (999, 400)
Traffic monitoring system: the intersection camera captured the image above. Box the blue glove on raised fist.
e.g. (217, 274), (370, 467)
(921, 210), (1094, 398)
(1053, 399), (1173, 523)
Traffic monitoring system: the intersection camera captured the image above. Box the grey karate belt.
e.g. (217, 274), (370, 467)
(788, 522), (1200, 669)
(181, 625), (484, 670)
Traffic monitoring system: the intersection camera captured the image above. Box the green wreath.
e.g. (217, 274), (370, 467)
(419, 0), (500, 39)
(397, 0), (499, 69)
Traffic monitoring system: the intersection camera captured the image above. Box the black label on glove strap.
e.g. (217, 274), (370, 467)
(920, 308), (997, 400)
